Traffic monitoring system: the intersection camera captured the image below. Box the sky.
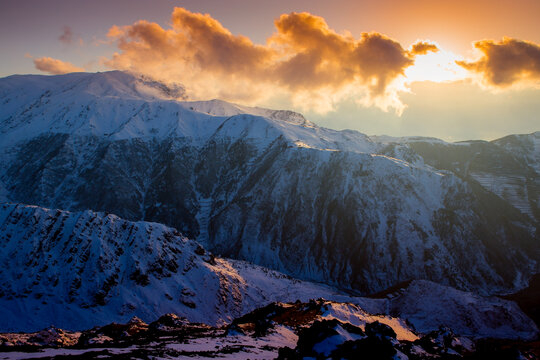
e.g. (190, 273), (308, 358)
(1, 0), (539, 141)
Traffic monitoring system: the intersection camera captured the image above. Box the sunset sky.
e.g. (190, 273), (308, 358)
(1, 0), (539, 141)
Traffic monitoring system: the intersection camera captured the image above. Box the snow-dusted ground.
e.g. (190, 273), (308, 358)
(0, 297), (537, 359)
(195, 197), (212, 244)
(319, 302), (418, 342)
(165, 326), (298, 360)
(374, 280), (539, 340)
(0, 347), (136, 360)
(0, 327), (298, 360)
(471, 172), (534, 218)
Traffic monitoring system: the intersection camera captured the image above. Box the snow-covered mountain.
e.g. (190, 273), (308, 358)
(376, 132), (540, 222)
(0, 71), (538, 296)
(0, 203), (360, 332)
(0, 203), (537, 343)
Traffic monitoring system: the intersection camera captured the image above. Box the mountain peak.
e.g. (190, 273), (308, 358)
(1, 71), (187, 102)
(182, 98), (312, 127)
(1, 71), (371, 152)
(60, 71), (187, 101)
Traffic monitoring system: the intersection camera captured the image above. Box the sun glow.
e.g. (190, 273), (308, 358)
(405, 48), (468, 83)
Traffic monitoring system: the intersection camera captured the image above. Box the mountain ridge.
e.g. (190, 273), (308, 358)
(0, 71), (538, 296)
(0, 202), (537, 343)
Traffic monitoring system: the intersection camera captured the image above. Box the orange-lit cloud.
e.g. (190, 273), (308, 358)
(105, 7), (432, 114)
(409, 41), (439, 55)
(34, 57), (85, 74)
(457, 37), (540, 88)
(270, 13), (419, 96)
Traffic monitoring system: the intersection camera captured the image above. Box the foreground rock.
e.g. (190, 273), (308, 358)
(1, 300), (539, 359)
(368, 280), (539, 340)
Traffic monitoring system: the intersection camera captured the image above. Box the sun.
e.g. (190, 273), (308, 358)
(405, 47), (468, 83)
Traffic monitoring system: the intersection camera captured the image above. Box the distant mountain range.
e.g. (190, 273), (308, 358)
(0, 71), (538, 299)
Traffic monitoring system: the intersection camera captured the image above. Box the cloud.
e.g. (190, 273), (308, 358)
(105, 7), (429, 114)
(59, 26), (74, 44)
(59, 26), (84, 46)
(409, 41), (439, 55)
(34, 57), (85, 74)
(457, 37), (540, 87)
(270, 13), (414, 96)
(106, 8), (272, 85)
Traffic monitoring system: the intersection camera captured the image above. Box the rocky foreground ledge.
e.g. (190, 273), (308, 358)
(1, 299), (539, 360)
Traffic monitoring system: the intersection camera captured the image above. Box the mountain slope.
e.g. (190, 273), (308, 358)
(0, 203), (537, 342)
(377, 132), (540, 223)
(0, 203), (363, 332)
(0, 71), (538, 296)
